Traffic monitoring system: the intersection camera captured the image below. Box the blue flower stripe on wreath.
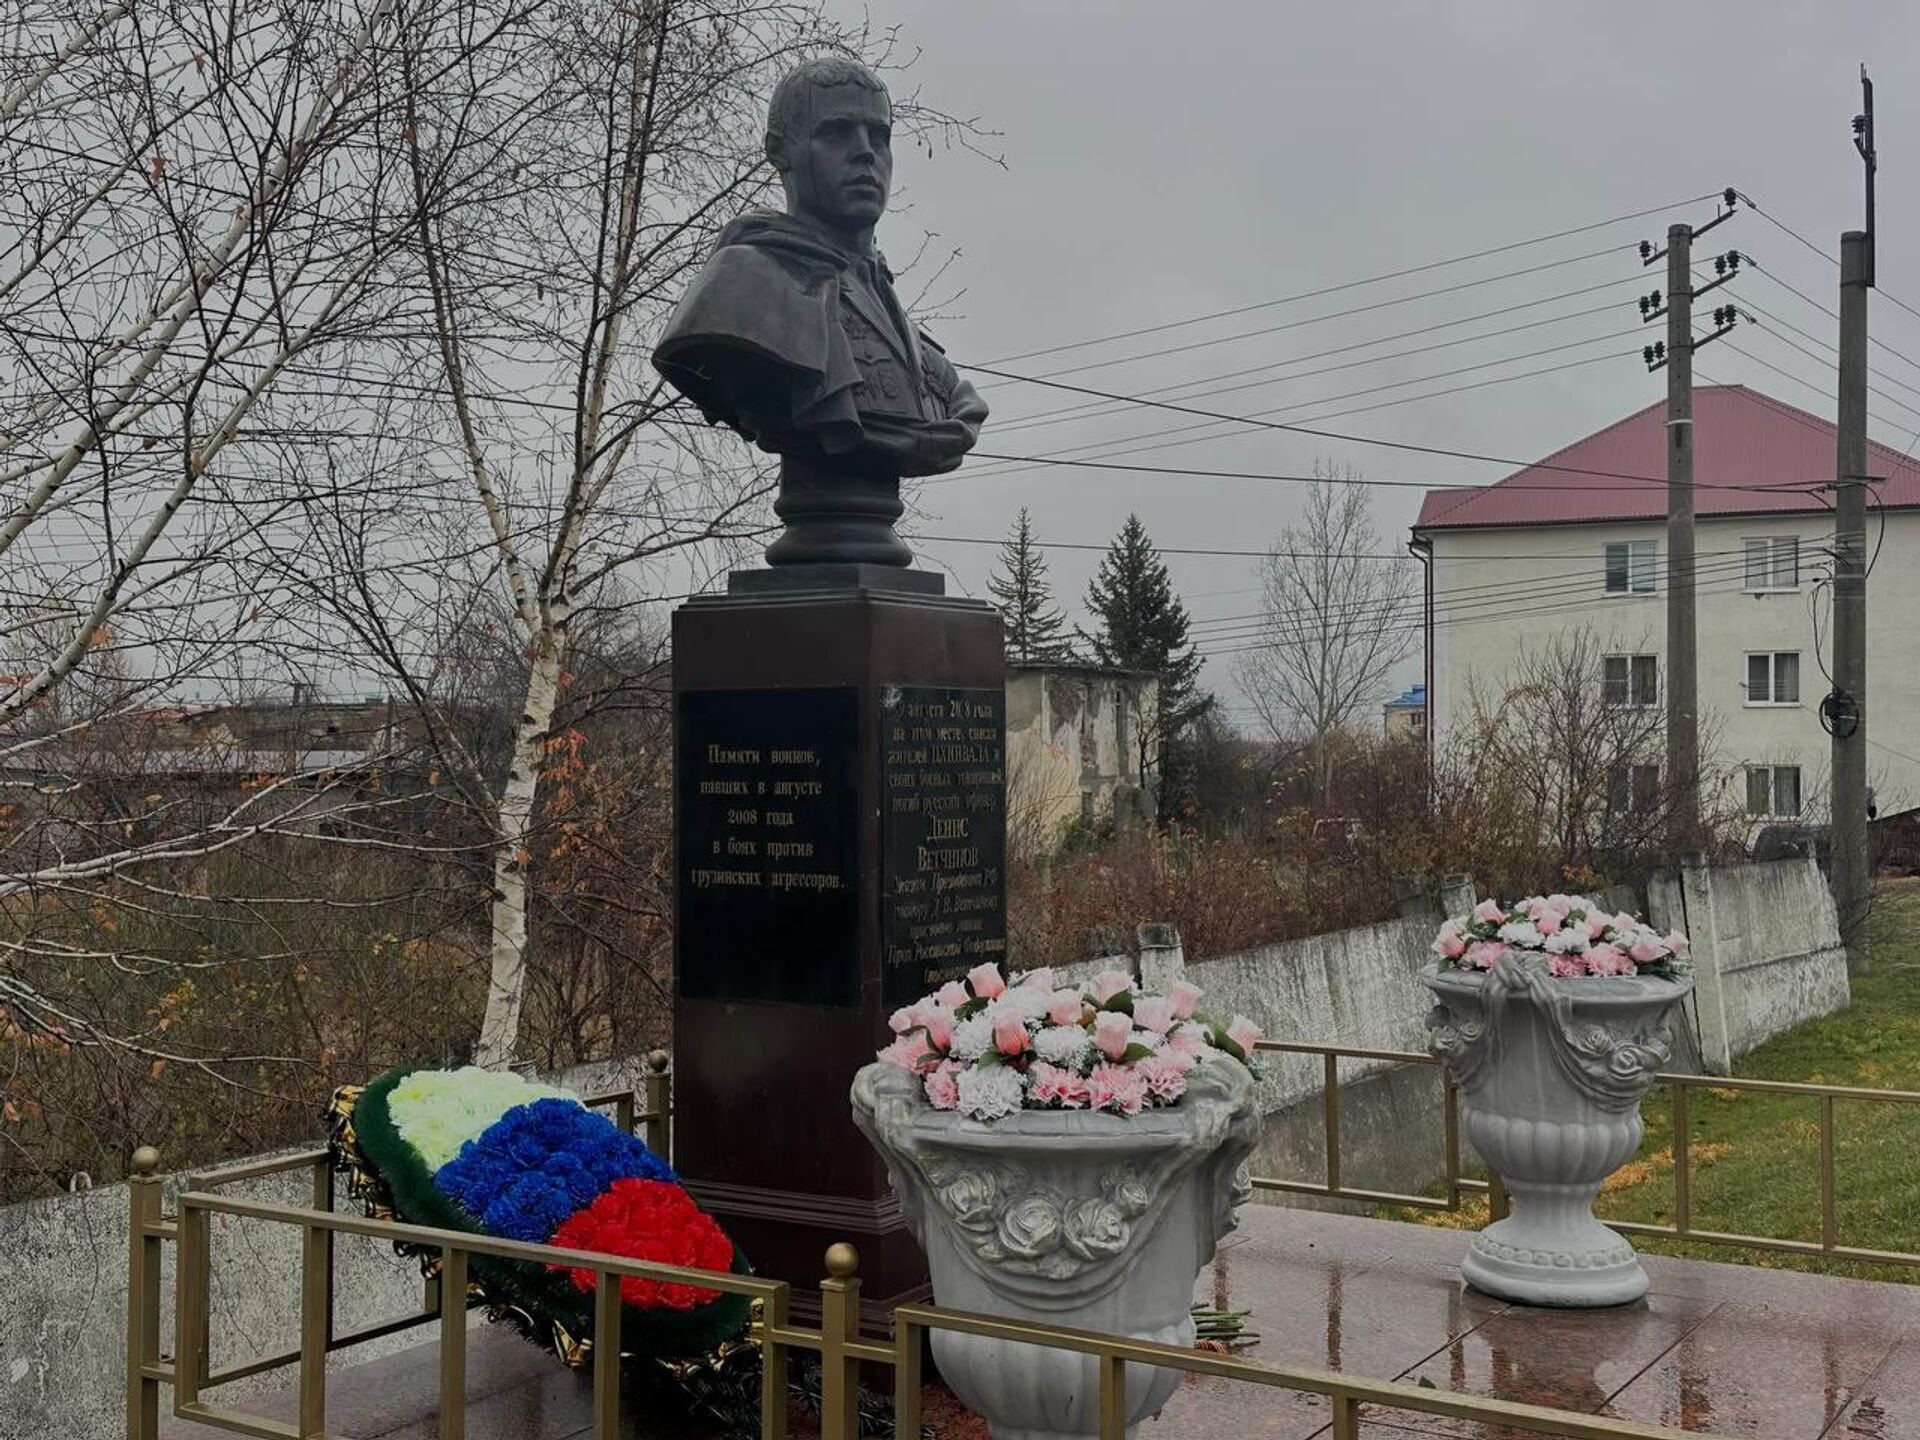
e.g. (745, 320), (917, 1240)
(346, 1066), (752, 1360)
(434, 1098), (679, 1241)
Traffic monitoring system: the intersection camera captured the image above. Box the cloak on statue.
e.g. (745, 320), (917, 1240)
(653, 212), (987, 478)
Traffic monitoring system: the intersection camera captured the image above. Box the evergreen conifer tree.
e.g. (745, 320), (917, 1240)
(987, 508), (1070, 662)
(1082, 514), (1211, 783)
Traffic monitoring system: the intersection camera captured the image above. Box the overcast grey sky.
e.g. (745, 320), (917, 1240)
(839, 2), (1920, 723)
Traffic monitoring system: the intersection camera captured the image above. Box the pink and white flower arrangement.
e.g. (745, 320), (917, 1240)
(877, 963), (1261, 1122)
(1433, 894), (1689, 981)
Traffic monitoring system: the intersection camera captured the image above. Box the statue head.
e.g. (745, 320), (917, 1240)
(765, 57), (892, 246)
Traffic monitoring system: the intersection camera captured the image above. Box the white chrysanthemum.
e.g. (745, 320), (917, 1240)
(949, 1016), (995, 1062)
(955, 1065), (1026, 1122)
(1497, 919), (1544, 949)
(1543, 927), (1589, 955)
(1032, 1024), (1094, 1069)
(996, 988), (1049, 1025)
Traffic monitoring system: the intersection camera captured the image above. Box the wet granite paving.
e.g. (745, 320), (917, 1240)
(161, 1208), (1920, 1440)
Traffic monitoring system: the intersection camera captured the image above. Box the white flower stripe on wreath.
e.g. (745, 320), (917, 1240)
(385, 1066), (578, 1172)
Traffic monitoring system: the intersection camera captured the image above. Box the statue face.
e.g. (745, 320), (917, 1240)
(778, 83), (892, 234)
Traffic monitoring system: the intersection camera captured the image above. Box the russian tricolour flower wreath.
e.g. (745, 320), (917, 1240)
(329, 1066), (749, 1368)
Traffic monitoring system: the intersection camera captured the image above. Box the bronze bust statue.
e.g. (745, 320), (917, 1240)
(653, 57), (987, 568)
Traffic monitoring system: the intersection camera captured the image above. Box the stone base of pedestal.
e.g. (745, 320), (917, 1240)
(671, 575), (1006, 1318)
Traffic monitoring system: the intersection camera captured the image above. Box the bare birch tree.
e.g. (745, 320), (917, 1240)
(1235, 466), (1416, 797)
(278, 1), (988, 1066)
(0, 0), (486, 1068)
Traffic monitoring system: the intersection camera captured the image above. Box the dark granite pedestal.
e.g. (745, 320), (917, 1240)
(671, 569), (1007, 1326)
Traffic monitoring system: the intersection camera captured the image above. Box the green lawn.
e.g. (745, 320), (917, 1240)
(1391, 878), (1920, 1284)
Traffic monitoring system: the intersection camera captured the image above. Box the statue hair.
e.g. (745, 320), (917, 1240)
(766, 57), (888, 147)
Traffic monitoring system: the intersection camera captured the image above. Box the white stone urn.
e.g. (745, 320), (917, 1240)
(1423, 956), (1692, 1307)
(851, 1058), (1258, 1440)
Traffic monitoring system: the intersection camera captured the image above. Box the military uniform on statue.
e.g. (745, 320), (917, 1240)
(655, 57), (1006, 1325)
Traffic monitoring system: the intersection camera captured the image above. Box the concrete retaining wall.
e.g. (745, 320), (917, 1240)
(1129, 913), (1457, 1209)
(1649, 855), (1851, 1075)
(0, 1055), (644, 1440)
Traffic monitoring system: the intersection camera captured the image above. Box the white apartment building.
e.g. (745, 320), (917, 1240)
(1412, 385), (1920, 827)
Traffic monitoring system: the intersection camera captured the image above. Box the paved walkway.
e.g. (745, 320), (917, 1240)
(162, 1207), (1920, 1439)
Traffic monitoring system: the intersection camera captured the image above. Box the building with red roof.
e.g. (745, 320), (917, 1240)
(1411, 384), (1919, 831)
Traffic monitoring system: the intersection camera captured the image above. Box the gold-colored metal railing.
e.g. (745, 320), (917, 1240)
(888, 1302), (1727, 1440)
(125, 1058), (674, 1440)
(1252, 1038), (1920, 1270)
(125, 1046), (1748, 1440)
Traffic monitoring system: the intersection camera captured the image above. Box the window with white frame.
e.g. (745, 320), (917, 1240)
(1602, 653), (1659, 708)
(1604, 539), (1656, 595)
(1744, 537), (1800, 593)
(1746, 765), (1802, 818)
(1745, 651), (1801, 705)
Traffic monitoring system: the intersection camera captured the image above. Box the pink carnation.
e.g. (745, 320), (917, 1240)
(1628, 935), (1664, 965)
(1665, 931), (1690, 956)
(1472, 898), (1506, 925)
(1462, 940), (1507, 971)
(1436, 928), (1467, 959)
(1091, 970), (1132, 1003)
(888, 1007), (916, 1034)
(1136, 1054), (1189, 1103)
(1093, 1011), (1134, 1060)
(967, 963), (1006, 1000)
(1047, 990), (1087, 1027)
(1584, 943), (1632, 977)
(923, 1063), (961, 1110)
(1225, 1015), (1263, 1057)
(1133, 996), (1176, 1034)
(1533, 908), (1562, 935)
(1547, 954), (1586, 979)
(1028, 1062), (1087, 1109)
(1167, 980), (1203, 1020)
(993, 1011), (1031, 1057)
(1086, 1061), (1148, 1116)
(1585, 912), (1610, 940)
(878, 1035), (933, 1072)
(936, 981), (969, 1010)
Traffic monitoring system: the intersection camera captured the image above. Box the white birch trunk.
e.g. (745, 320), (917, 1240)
(471, 632), (565, 1069)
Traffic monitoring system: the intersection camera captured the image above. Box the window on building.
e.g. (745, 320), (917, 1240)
(1603, 653), (1659, 707)
(1608, 762), (1662, 815)
(1745, 651), (1801, 705)
(1604, 540), (1657, 594)
(1744, 537), (1800, 593)
(1746, 765), (1803, 818)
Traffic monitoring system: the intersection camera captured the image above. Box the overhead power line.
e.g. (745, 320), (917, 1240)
(966, 339), (1640, 475)
(1021, 248), (1634, 381)
(981, 191), (1728, 366)
(954, 363), (1825, 492)
(991, 303), (1642, 440)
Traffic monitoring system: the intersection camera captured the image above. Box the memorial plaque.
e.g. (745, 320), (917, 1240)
(676, 686), (860, 1006)
(880, 685), (1007, 1009)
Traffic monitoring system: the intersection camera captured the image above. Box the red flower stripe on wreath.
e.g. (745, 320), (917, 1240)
(548, 1178), (734, 1310)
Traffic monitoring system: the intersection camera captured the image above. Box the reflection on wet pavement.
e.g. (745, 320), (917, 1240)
(1143, 1208), (1920, 1440)
(159, 1206), (1920, 1439)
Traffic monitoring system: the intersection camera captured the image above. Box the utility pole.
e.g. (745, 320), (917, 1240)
(1830, 67), (1875, 973)
(1665, 224), (1699, 847)
(1640, 191), (1739, 850)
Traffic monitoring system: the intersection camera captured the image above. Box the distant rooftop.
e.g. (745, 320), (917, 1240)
(1414, 384), (1920, 531)
(1385, 683), (1426, 711)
